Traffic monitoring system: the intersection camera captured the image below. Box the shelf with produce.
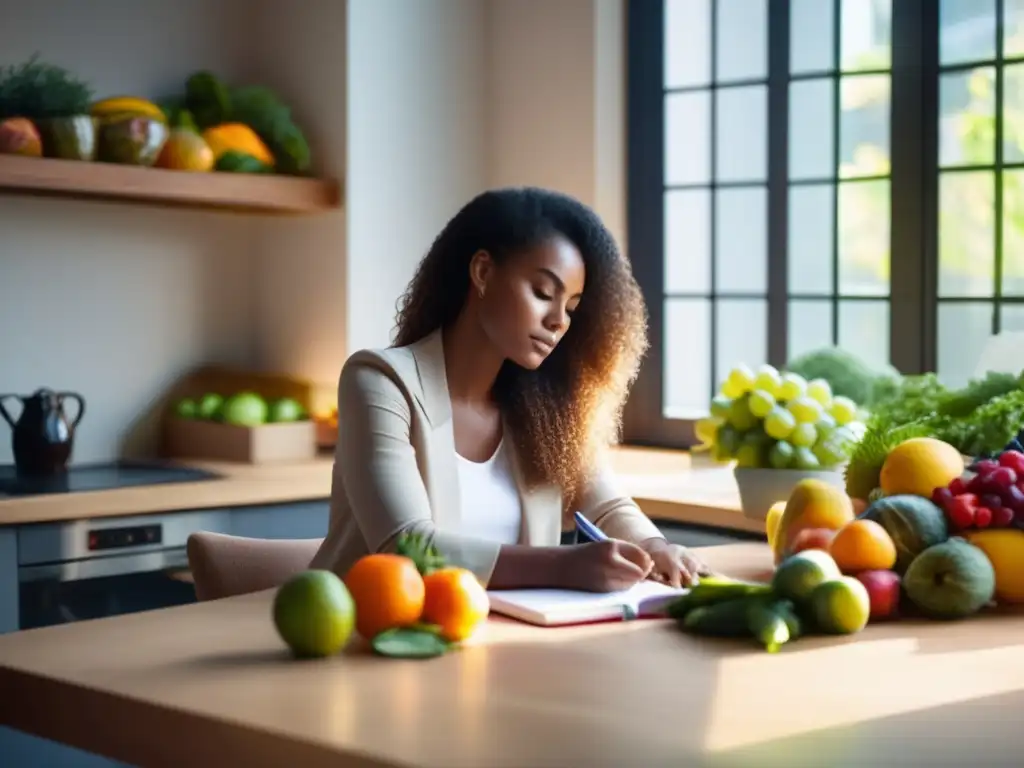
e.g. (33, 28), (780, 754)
(0, 153), (341, 214)
(0, 58), (340, 214)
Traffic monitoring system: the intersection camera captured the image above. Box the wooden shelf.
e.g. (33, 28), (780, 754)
(0, 154), (342, 214)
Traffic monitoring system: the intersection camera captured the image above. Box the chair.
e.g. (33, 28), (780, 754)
(186, 532), (324, 602)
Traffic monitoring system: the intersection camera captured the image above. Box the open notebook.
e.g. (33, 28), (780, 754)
(487, 580), (689, 627)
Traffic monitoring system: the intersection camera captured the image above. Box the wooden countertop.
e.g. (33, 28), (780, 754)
(0, 447), (758, 533)
(1, 543), (1021, 768)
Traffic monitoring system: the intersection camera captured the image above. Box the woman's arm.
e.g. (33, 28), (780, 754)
(337, 359), (574, 588)
(573, 453), (666, 545)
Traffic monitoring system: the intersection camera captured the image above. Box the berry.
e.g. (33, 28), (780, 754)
(947, 494), (978, 529)
(975, 506), (993, 528)
(989, 467), (1018, 488)
(948, 477), (967, 495)
(992, 504), (1015, 527)
(980, 493), (1004, 510)
(931, 486), (955, 510)
(999, 450), (1024, 474)
(974, 459), (1000, 476)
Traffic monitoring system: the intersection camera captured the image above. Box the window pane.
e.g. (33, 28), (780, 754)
(665, 0), (711, 88)
(1000, 302), (1024, 332)
(838, 180), (890, 295)
(940, 0), (996, 66)
(840, 0), (892, 72)
(664, 189), (711, 294)
(715, 187), (767, 293)
(939, 68), (995, 168)
(789, 79), (835, 180)
(1003, 169), (1024, 295)
(788, 184), (836, 294)
(939, 171), (995, 297)
(937, 301), (994, 388)
(715, 299), (768, 388)
(839, 75), (891, 178)
(838, 300), (890, 372)
(715, 85), (767, 182)
(715, 0), (767, 82)
(665, 91), (711, 185)
(1003, 63), (1024, 164)
(791, 0), (835, 74)
(1005, 0), (1024, 57)
(664, 299), (711, 416)
(788, 300), (834, 361)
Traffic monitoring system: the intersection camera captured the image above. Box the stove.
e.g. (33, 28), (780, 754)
(0, 460), (221, 497)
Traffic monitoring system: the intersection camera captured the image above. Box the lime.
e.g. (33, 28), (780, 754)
(174, 397), (198, 419)
(772, 550), (841, 603)
(197, 392), (224, 420)
(748, 389), (776, 418)
(273, 570), (356, 658)
(809, 576), (870, 634)
(753, 365), (782, 397)
(763, 406), (796, 440)
(268, 397), (306, 423)
(777, 372), (807, 402)
(221, 391), (269, 427)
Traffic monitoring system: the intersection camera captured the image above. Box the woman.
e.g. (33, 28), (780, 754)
(310, 187), (710, 591)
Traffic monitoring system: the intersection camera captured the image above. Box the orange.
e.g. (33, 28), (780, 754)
(422, 567), (490, 642)
(828, 519), (897, 574)
(344, 553), (425, 639)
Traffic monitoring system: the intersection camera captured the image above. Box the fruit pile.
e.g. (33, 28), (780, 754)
(696, 363), (867, 470)
(931, 449), (1024, 530)
(272, 533), (490, 660)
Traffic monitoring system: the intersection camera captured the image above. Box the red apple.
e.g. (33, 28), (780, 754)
(789, 527), (837, 555)
(854, 569), (901, 620)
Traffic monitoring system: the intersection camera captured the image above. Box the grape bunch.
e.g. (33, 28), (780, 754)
(696, 364), (867, 471)
(932, 450), (1024, 530)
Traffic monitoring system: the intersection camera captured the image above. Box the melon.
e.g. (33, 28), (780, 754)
(858, 494), (948, 574)
(903, 538), (995, 620)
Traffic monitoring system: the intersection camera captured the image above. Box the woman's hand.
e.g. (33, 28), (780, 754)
(640, 538), (712, 587)
(557, 540), (654, 592)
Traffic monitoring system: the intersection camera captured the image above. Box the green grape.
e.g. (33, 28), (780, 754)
(743, 425), (771, 448)
(816, 413), (837, 434)
(726, 363), (756, 394)
(790, 422), (817, 448)
(769, 440), (795, 469)
(727, 395), (758, 431)
(777, 372), (807, 402)
(748, 388), (776, 419)
(720, 377), (745, 399)
(806, 378), (833, 407)
(716, 424), (741, 455)
(711, 442), (734, 463)
(812, 434), (847, 468)
(753, 364), (782, 397)
(709, 395), (732, 419)
(735, 443), (764, 468)
(792, 446), (821, 470)
(787, 396), (823, 424)
(763, 406), (796, 440)
(694, 417), (720, 445)
(829, 395), (858, 425)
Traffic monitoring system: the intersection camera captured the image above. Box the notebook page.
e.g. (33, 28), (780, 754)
(487, 580), (688, 625)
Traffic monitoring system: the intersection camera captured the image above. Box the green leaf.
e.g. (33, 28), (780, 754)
(370, 628), (451, 659)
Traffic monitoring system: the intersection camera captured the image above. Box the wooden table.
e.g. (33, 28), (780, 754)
(3, 543), (1017, 768)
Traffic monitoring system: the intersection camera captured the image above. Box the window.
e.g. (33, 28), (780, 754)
(624, 0), (1000, 448)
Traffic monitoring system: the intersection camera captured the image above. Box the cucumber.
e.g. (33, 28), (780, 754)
(681, 598), (754, 638)
(665, 578), (773, 619)
(772, 600), (804, 641)
(746, 598), (791, 653)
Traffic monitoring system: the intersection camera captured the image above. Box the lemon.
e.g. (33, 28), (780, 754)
(765, 501), (786, 550)
(273, 570), (356, 658)
(879, 437), (964, 498)
(964, 529), (1024, 604)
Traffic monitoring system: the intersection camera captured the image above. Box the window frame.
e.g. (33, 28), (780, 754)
(623, 0), (936, 449)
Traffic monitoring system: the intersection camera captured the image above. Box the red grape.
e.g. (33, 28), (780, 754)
(932, 486), (955, 510)
(1003, 484), (1024, 512)
(980, 493), (1004, 510)
(947, 495), (978, 529)
(967, 474), (988, 494)
(989, 467), (1018, 488)
(975, 506), (993, 528)
(949, 477), (967, 495)
(992, 505), (1015, 527)
(999, 450), (1024, 474)
(974, 459), (1000, 476)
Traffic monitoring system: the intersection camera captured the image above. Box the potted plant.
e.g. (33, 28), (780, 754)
(696, 363), (867, 520)
(0, 54), (96, 161)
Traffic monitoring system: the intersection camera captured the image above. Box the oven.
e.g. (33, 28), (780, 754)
(17, 510), (231, 630)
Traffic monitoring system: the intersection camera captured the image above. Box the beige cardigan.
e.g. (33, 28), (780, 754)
(309, 329), (664, 584)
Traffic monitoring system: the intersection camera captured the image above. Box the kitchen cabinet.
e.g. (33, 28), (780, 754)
(0, 529), (17, 635)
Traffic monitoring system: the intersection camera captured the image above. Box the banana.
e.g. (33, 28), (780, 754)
(91, 96), (166, 123)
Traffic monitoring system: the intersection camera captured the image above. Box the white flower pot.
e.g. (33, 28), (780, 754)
(733, 466), (846, 521)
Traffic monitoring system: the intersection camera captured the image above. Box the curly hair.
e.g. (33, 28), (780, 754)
(393, 187), (648, 500)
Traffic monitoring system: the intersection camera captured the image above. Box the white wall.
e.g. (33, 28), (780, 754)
(0, 0), (258, 463)
(344, 0), (488, 354)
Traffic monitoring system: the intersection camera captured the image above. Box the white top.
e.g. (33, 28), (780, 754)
(455, 439), (523, 545)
